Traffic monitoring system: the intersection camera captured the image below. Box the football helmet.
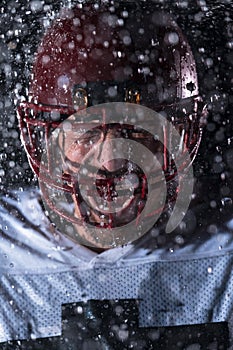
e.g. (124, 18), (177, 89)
(17, 1), (207, 247)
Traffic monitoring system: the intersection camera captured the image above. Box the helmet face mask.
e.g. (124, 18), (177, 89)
(17, 1), (207, 248)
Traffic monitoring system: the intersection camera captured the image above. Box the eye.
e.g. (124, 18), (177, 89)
(78, 129), (102, 145)
(125, 87), (141, 104)
(73, 87), (88, 110)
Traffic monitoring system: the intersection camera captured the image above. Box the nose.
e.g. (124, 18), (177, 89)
(98, 130), (127, 173)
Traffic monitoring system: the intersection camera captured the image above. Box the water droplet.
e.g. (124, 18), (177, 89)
(221, 173), (226, 180)
(76, 306), (83, 314)
(221, 197), (232, 207)
(30, 333), (37, 340)
(210, 200), (217, 208)
(98, 274), (106, 282)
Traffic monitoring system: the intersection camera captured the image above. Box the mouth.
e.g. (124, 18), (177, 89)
(74, 165), (148, 227)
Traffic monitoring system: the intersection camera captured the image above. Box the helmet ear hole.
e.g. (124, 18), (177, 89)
(73, 87), (88, 110)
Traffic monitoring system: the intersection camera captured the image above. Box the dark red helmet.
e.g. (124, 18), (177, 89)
(17, 1), (207, 248)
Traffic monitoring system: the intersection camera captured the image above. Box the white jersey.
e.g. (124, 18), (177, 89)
(0, 187), (233, 343)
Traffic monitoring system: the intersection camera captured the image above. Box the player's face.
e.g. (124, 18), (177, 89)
(59, 121), (163, 228)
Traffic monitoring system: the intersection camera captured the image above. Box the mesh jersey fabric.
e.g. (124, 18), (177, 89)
(0, 187), (233, 343)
